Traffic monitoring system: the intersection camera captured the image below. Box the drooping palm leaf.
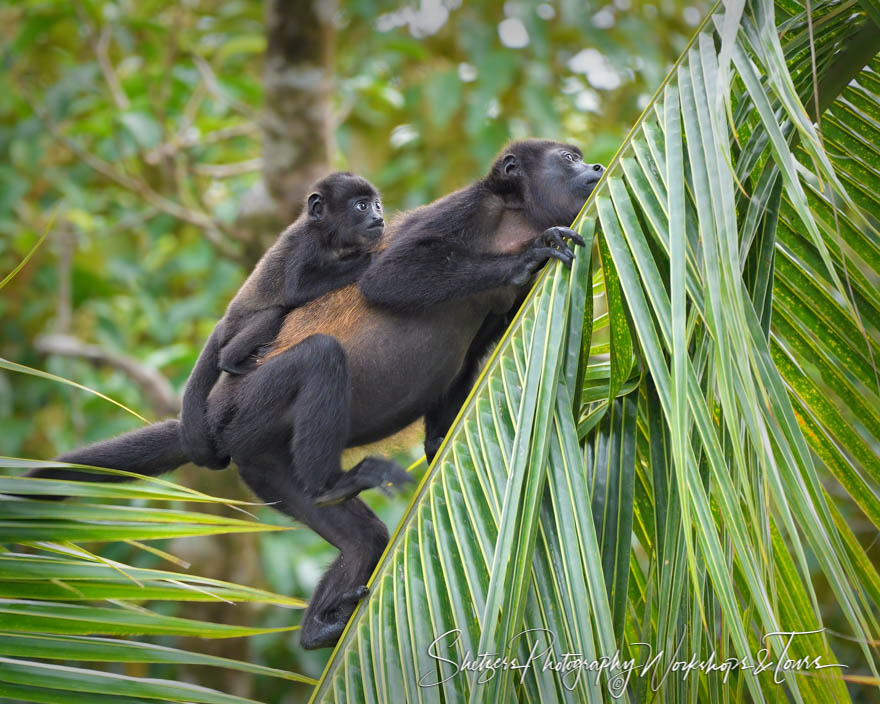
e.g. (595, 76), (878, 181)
(312, 1), (880, 702)
(0, 459), (316, 703)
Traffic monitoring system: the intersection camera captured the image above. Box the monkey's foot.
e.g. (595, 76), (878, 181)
(341, 585), (369, 602)
(300, 586), (370, 650)
(314, 457), (414, 506)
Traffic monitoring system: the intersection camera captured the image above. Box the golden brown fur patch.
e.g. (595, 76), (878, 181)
(491, 209), (542, 254)
(340, 420), (425, 468)
(265, 284), (370, 359)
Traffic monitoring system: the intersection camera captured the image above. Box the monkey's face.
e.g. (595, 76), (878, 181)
(338, 190), (385, 248)
(488, 140), (604, 229)
(526, 141), (605, 228)
(307, 173), (385, 252)
(555, 147), (605, 200)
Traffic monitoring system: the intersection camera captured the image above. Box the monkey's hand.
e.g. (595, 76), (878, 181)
(218, 360), (252, 376)
(511, 235), (580, 286)
(313, 457), (414, 507)
(542, 226), (585, 251)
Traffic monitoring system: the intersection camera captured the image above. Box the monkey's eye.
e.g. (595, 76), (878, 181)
(562, 151), (578, 162)
(355, 201), (368, 211)
(375, 201), (382, 211)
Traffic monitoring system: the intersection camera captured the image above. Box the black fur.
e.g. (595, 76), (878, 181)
(25, 419), (187, 498)
(206, 139), (603, 647)
(27, 140), (604, 650)
(179, 172), (385, 469)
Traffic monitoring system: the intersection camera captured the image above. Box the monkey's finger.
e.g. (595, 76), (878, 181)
(544, 226), (586, 249)
(564, 231), (586, 247)
(542, 229), (568, 250)
(388, 471), (416, 487)
(542, 238), (576, 262)
(545, 248), (575, 267)
(378, 465), (415, 489)
(530, 246), (573, 267)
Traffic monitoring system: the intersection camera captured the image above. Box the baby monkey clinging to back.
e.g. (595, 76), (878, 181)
(180, 172), (385, 469)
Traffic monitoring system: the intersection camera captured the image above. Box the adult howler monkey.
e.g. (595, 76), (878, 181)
(180, 172), (386, 470)
(208, 139), (603, 646)
(26, 139), (603, 650)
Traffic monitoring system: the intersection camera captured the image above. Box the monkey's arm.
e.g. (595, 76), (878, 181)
(180, 326), (230, 470)
(283, 253), (373, 308)
(358, 229), (582, 312)
(217, 307), (285, 375)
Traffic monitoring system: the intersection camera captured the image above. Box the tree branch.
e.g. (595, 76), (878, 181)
(26, 98), (242, 260)
(193, 54), (258, 119)
(35, 333), (181, 417)
(72, 0), (130, 110)
(95, 26), (131, 110)
(193, 158), (263, 178)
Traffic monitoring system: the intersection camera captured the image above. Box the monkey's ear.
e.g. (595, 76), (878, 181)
(307, 193), (324, 218)
(502, 154), (519, 176)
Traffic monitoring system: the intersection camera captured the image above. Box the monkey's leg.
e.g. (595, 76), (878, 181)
(218, 308), (284, 375)
(180, 326), (230, 469)
(225, 334), (407, 502)
(238, 459), (388, 649)
(423, 312), (511, 462)
(424, 380), (471, 463)
(284, 335), (411, 503)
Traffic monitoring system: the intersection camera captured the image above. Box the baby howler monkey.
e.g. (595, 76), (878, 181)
(179, 172), (385, 469)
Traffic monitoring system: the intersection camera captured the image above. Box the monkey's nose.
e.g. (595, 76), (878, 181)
(370, 217), (384, 229)
(584, 163), (605, 184)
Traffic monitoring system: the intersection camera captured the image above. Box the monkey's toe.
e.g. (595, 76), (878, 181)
(542, 226), (585, 251)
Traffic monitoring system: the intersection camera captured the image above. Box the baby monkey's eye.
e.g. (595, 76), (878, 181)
(355, 201), (368, 211)
(562, 151), (578, 162)
(375, 201), (382, 211)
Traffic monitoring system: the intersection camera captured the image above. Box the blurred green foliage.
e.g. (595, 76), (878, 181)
(0, 0), (705, 698)
(0, 0), (703, 456)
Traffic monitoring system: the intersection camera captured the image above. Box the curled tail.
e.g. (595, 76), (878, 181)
(28, 419), (190, 484)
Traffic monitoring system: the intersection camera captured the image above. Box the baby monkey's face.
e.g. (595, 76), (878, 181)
(340, 190), (385, 248)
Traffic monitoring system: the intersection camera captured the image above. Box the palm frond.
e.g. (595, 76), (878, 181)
(312, 1), (880, 702)
(0, 459), (315, 703)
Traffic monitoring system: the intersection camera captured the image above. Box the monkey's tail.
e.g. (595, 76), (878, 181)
(27, 419), (190, 486)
